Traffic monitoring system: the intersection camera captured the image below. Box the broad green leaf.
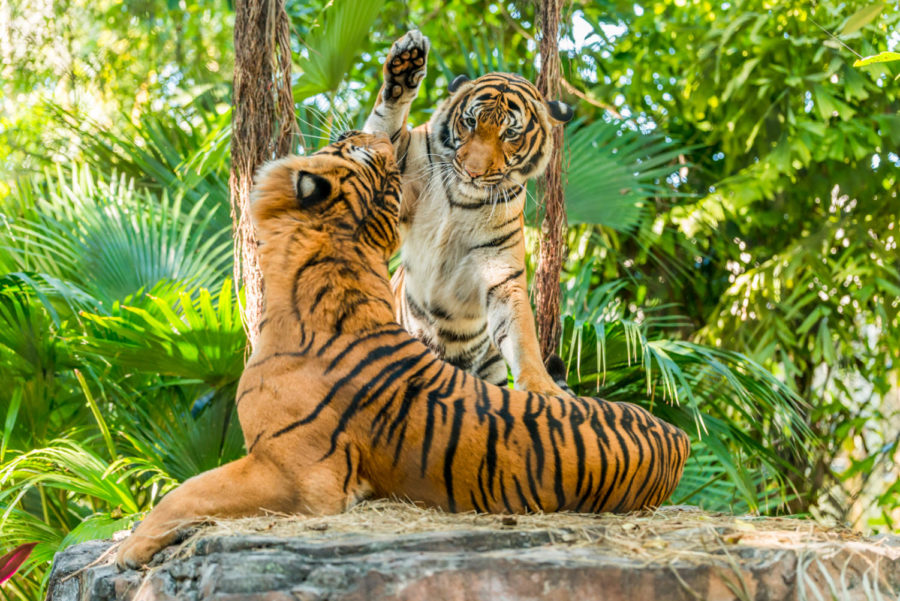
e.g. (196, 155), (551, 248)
(840, 3), (885, 36)
(293, 0), (387, 100)
(853, 52), (900, 67)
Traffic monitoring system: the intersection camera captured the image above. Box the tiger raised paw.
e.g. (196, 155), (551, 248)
(116, 131), (689, 570)
(380, 29), (429, 103)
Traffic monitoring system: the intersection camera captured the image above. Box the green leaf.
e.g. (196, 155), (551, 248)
(853, 52), (900, 67)
(0, 389), (22, 464)
(527, 119), (692, 230)
(82, 280), (246, 389)
(293, 0), (387, 100)
(3, 165), (232, 306)
(74, 369), (117, 462)
(840, 3), (885, 36)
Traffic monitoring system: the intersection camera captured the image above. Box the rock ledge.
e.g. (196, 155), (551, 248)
(47, 503), (900, 601)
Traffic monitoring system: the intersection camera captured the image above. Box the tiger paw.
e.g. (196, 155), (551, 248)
(543, 353), (576, 396)
(383, 30), (429, 103)
(515, 371), (568, 397)
(116, 532), (166, 570)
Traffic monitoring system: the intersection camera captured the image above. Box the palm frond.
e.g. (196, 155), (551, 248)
(671, 443), (797, 513)
(524, 119), (689, 232)
(293, 0), (387, 100)
(432, 30), (521, 81)
(564, 118), (689, 229)
(0, 438), (167, 595)
(557, 259), (811, 511)
(82, 279), (245, 389)
(120, 386), (244, 483)
(2, 165), (232, 305)
(48, 102), (231, 221)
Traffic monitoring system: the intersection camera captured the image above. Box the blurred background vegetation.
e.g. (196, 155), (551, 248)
(1, 0), (898, 598)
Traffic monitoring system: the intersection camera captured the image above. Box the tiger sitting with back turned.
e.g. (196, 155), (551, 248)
(363, 31), (573, 395)
(115, 131), (689, 569)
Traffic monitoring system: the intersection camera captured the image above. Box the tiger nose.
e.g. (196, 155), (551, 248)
(464, 165), (484, 178)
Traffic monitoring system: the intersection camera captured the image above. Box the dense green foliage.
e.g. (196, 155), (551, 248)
(1, 1), (898, 598)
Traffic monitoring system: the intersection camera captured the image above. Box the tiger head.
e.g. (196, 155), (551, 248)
(432, 72), (573, 194)
(251, 130), (402, 261)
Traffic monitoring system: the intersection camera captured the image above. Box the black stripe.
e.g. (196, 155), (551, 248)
(328, 351), (436, 457)
(476, 457), (491, 510)
(491, 317), (510, 350)
(525, 451), (544, 511)
(247, 431), (264, 454)
(437, 326), (485, 343)
(470, 228), (520, 251)
(443, 397), (466, 512)
(546, 401), (567, 510)
(405, 291), (432, 323)
(386, 365), (445, 464)
(498, 470), (514, 513)
(420, 368), (456, 477)
(342, 445), (354, 493)
(486, 269), (524, 300)
(498, 213), (521, 227)
(522, 393), (545, 482)
(325, 326), (405, 373)
(568, 402), (587, 497)
(272, 339), (420, 439)
(235, 385), (258, 406)
(428, 303), (453, 320)
(478, 352), (505, 379)
(476, 380), (499, 500)
(309, 286), (329, 314)
(469, 489), (486, 513)
(334, 295), (393, 334)
(511, 474), (530, 512)
(497, 387), (515, 442)
(574, 471), (595, 512)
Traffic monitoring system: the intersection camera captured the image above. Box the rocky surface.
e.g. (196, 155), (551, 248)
(46, 504), (900, 601)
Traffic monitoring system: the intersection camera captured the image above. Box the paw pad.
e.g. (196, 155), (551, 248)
(382, 30), (430, 102)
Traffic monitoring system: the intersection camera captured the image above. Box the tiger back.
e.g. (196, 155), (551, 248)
(116, 131), (690, 570)
(363, 31), (574, 396)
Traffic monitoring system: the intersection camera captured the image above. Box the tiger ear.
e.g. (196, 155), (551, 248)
(295, 171), (332, 207)
(448, 74), (470, 93)
(546, 100), (574, 124)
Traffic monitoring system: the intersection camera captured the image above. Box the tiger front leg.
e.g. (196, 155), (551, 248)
(363, 30), (429, 143)
(116, 452), (357, 569)
(485, 268), (566, 396)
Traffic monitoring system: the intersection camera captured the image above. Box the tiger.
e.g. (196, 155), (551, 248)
(115, 131), (690, 569)
(363, 30), (574, 396)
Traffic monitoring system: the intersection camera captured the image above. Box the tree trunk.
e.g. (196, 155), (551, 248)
(534, 0), (566, 360)
(230, 0), (296, 349)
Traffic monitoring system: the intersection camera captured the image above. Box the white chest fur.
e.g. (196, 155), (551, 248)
(401, 170), (525, 317)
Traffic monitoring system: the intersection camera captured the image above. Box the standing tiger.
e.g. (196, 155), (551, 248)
(115, 132), (689, 569)
(363, 31), (574, 395)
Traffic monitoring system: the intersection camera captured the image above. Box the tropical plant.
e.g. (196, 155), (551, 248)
(556, 259), (812, 511)
(0, 162), (242, 599)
